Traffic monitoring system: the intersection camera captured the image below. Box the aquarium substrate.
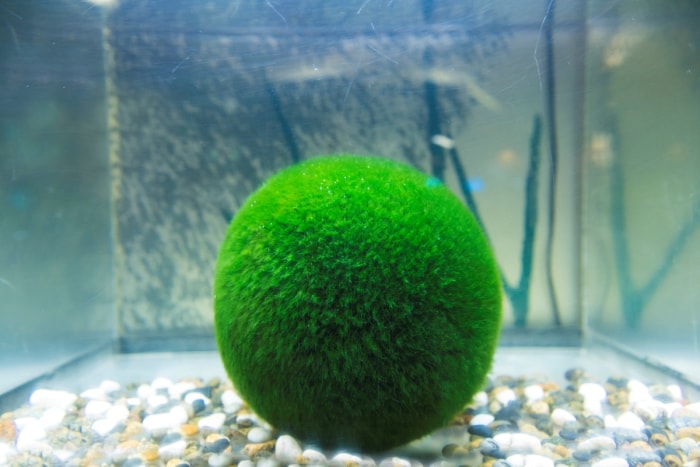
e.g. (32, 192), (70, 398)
(1, 369), (699, 467)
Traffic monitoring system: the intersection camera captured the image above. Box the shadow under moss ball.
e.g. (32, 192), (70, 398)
(214, 154), (502, 452)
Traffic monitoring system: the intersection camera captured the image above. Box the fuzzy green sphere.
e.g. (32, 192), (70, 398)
(214, 154), (501, 452)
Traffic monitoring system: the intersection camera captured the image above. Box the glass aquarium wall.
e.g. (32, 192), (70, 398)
(0, 1), (114, 398)
(104, 0), (585, 349)
(582, 0), (700, 379)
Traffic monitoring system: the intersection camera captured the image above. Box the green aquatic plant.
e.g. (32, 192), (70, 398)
(214, 155), (502, 451)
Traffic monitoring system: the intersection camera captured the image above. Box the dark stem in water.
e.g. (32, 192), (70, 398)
(540, 0), (562, 326)
(609, 123), (700, 328)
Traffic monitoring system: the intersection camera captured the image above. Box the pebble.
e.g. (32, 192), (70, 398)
(493, 432), (541, 452)
(480, 438), (507, 458)
(1, 371), (699, 467)
(524, 385), (544, 402)
(29, 389), (77, 409)
(506, 453), (554, 467)
(248, 426), (272, 443)
(205, 434), (231, 453)
(198, 412), (226, 432)
(301, 448), (327, 463)
(471, 413), (495, 426)
(332, 452), (364, 464)
(468, 424), (493, 438)
(576, 435), (616, 452)
(551, 408), (577, 426)
(591, 457), (628, 467)
(275, 434), (302, 463)
(617, 411), (646, 431)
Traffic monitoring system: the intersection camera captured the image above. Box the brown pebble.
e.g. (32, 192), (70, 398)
(552, 444), (571, 458)
(0, 417), (16, 442)
(244, 440), (275, 457)
(630, 440), (653, 450)
(120, 421), (144, 440)
(180, 423), (199, 437)
(676, 426), (700, 441)
(140, 443), (160, 462)
(643, 462), (662, 467)
(663, 452), (687, 467)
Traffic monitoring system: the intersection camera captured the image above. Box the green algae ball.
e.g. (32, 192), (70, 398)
(214, 154), (501, 452)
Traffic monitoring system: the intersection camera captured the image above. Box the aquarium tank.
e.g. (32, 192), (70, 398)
(1, 0), (699, 465)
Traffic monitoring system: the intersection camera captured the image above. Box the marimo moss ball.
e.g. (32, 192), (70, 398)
(214, 154), (502, 452)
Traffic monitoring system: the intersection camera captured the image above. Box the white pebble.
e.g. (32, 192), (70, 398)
(604, 414), (618, 428)
(85, 400), (113, 418)
(577, 435), (616, 452)
(380, 457), (411, 467)
(683, 402), (700, 417)
(143, 412), (179, 433)
(255, 458), (280, 467)
(494, 432), (541, 452)
(332, 453), (363, 464)
(100, 379), (121, 394)
(54, 449), (75, 462)
(137, 383), (154, 399)
(107, 404), (130, 423)
(13, 416), (37, 431)
(616, 411), (645, 431)
(16, 419), (46, 450)
(0, 443), (14, 464)
(151, 377), (173, 390)
(627, 380), (651, 404)
(591, 457), (628, 467)
(159, 439), (186, 459)
(633, 399), (665, 421)
(221, 390), (244, 413)
(301, 448), (327, 463)
(238, 461), (255, 467)
(275, 435), (303, 463)
(92, 418), (119, 437)
(147, 393), (169, 409)
(506, 454), (554, 467)
(551, 408), (576, 426)
(80, 387), (107, 400)
(126, 397), (142, 408)
(170, 405), (189, 425)
(523, 384), (544, 402)
(29, 389), (77, 409)
(470, 413), (495, 426)
(667, 384), (683, 402)
(579, 382), (607, 401)
(495, 388), (517, 406)
(198, 412), (226, 432)
(39, 407), (66, 428)
(209, 452), (236, 467)
(472, 391), (488, 406)
(248, 426), (272, 443)
(169, 381), (196, 399)
(583, 397), (603, 416)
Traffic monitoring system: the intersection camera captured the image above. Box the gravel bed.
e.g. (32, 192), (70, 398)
(1, 369), (699, 466)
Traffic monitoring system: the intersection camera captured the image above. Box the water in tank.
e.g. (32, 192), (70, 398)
(0, 0), (699, 465)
